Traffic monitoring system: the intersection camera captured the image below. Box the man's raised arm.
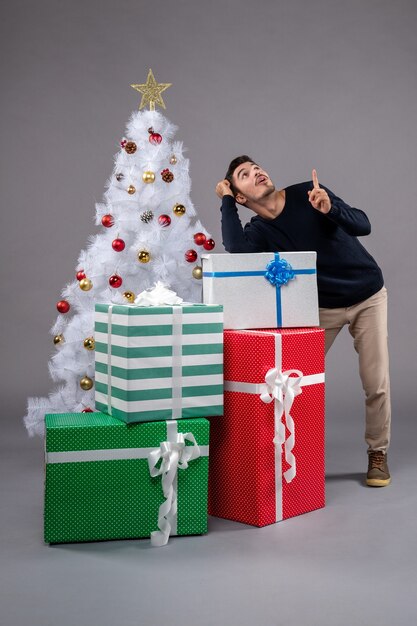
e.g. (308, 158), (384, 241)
(216, 179), (264, 253)
(308, 169), (371, 237)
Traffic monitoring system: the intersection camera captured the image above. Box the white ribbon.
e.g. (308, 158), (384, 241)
(171, 307), (183, 419)
(148, 421), (201, 547)
(107, 304), (114, 415)
(259, 367), (303, 484)
(134, 281), (183, 306)
(133, 281), (186, 421)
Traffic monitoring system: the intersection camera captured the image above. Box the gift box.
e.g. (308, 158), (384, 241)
(208, 328), (325, 527)
(94, 303), (223, 423)
(44, 413), (210, 545)
(202, 252), (319, 329)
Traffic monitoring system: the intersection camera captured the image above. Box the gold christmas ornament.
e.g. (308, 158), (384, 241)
(127, 184), (136, 194)
(53, 334), (64, 345)
(137, 250), (150, 263)
(142, 171), (155, 184)
(131, 68), (172, 111)
(80, 376), (94, 391)
(83, 337), (95, 351)
(173, 203), (186, 216)
(169, 154), (177, 165)
(192, 266), (203, 280)
(123, 290), (135, 302)
(79, 278), (93, 291)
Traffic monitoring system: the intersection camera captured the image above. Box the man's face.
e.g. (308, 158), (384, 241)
(232, 161), (275, 205)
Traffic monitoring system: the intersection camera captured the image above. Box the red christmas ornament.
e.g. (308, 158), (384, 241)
(112, 238), (125, 252)
(120, 138), (127, 148)
(193, 232), (206, 246)
(203, 238), (215, 251)
(82, 408), (94, 413)
(56, 300), (70, 314)
(109, 274), (123, 288)
(76, 269), (86, 281)
(185, 249), (198, 263)
(148, 127), (162, 145)
(158, 214), (171, 227)
(101, 214), (114, 228)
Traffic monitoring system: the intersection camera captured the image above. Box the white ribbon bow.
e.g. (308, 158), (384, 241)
(148, 432), (201, 547)
(134, 281), (183, 306)
(259, 368), (303, 483)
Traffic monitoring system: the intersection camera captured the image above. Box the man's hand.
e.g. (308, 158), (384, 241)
(216, 179), (234, 199)
(307, 169), (331, 214)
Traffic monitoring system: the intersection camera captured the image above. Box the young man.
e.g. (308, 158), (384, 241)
(216, 156), (391, 487)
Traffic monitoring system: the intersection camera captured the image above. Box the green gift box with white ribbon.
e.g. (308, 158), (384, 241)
(44, 413), (210, 545)
(94, 302), (224, 424)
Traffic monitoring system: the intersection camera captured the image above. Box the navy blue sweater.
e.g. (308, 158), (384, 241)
(220, 181), (384, 308)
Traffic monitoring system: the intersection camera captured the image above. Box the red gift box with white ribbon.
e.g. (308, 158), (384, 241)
(208, 327), (325, 527)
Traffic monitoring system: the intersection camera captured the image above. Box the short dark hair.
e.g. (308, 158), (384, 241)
(225, 155), (255, 195)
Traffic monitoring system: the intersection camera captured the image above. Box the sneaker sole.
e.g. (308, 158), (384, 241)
(366, 477), (391, 487)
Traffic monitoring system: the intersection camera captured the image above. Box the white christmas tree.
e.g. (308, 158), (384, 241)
(25, 70), (216, 436)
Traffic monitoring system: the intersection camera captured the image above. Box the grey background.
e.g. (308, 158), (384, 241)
(1, 1), (417, 625)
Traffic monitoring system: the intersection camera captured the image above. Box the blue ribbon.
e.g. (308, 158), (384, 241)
(203, 252), (316, 326)
(266, 254), (294, 325)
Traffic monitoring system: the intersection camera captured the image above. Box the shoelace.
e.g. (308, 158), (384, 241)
(369, 452), (385, 469)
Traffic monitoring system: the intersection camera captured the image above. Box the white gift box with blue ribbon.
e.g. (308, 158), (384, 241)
(202, 252), (319, 329)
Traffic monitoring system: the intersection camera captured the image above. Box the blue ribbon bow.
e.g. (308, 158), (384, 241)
(265, 257), (295, 287)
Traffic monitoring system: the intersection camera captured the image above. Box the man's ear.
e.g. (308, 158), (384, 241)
(235, 192), (247, 206)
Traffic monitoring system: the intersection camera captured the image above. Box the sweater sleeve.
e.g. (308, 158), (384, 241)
(220, 195), (265, 252)
(320, 184), (371, 236)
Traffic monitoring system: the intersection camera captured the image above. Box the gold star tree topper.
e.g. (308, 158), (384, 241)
(131, 69), (172, 111)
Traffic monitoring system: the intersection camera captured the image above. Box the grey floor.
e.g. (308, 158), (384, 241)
(2, 343), (416, 626)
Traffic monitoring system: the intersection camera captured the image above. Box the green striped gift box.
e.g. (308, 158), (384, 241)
(44, 413), (209, 544)
(94, 303), (223, 423)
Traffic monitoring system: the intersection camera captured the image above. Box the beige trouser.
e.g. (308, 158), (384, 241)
(319, 286), (391, 454)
